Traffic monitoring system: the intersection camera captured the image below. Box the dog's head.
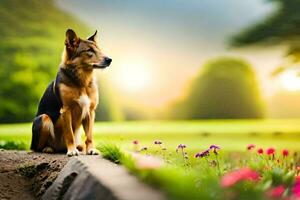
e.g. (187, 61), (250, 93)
(62, 29), (112, 69)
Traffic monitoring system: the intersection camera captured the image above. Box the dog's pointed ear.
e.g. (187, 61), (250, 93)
(65, 29), (79, 49)
(87, 30), (98, 42)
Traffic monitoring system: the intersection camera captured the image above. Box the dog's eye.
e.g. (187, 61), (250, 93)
(87, 48), (94, 53)
(83, 48), (94, 57)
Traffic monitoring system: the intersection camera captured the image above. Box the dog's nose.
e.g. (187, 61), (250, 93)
(105, 57), (112, 65)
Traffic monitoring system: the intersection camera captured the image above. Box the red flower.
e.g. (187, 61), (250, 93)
(133, 140), (139, 145)
(257, 148), (264, 155)
(221, 167), (260, 188)
(266, 147), (275, 155)
(247, 144), (255, 150)
(267, 185), (285, 198)
(282, 149), (289, 157)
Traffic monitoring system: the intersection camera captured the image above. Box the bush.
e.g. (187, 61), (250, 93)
(169, 57), (265, 119)
(0, 140), (27, 150)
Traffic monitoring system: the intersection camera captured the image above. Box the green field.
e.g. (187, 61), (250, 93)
(1, 119), (300, 152)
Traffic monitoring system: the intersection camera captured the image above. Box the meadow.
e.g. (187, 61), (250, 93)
(1, 119), (300, 151)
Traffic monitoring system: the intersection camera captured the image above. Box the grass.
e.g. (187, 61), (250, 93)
(1, 119), (300, 151)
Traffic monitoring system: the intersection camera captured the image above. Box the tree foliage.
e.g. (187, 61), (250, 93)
(231, 0), (300, 61)
(168, 57), (265, 119)
(0, 0), (121, 123)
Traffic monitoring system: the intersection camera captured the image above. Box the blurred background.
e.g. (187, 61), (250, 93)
(1, 0), (300, 123)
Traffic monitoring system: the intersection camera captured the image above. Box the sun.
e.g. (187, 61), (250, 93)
(279, 70), (300, 91)
(113, 62), (152, 92)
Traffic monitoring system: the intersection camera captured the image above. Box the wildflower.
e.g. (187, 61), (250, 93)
(177, 144), (186, 149)
(210, 145), (220, 150)
(210, 145), (220, 155)
(266, 147), (275, 155)
(176, 144), (186, 153)
(282, 149), (289, 157)
(292, 175), (300, 198)
(154, 140), (162, 145)
(257, 148), (264, 155)
(267, 185), (285, 198)
(220, 167), (260, 188)
(195, 149), (210, 158)
(247, 144), (255, 150)
(133, 140), (139, 145)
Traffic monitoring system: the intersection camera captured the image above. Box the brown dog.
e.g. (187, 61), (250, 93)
(31, 29), (111, 156)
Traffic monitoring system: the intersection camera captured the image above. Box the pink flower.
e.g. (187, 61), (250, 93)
(221, 167), (260, 188)
(292, 175), (300, 198)
(266, 147), (275, 155)
(135, 155), (163, 170)
(267, 185), (285, 198)
(282, 149), (289, 157)
(257, 148), (264, 155)
(247, 144), (255, 150)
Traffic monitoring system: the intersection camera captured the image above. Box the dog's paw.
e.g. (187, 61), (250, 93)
(42, 147), (54, 153)
(87, 148), (100, 155)
(66, 148), (79, 157)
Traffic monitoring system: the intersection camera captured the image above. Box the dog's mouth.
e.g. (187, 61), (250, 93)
(92, 64), (109, 69)
(92, 57), (112, 69)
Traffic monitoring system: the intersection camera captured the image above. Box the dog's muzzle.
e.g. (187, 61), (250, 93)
(93, 57), (112, 69)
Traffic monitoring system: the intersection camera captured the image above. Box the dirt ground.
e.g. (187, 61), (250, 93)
(0, 150), (69, 200)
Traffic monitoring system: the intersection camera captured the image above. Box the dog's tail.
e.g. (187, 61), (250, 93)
(31, 115), (43, 151)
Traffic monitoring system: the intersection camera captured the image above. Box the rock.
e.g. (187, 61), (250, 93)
(43, 156), (166, 200)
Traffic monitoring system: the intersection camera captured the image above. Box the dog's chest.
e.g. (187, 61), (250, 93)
(77, 94), (91, 119)
(59, 83), (98, 118)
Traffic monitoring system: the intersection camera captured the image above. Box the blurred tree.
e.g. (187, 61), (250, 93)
(95, 78), (124, 121)
(231, 0), (300, 73)
(0, 0), (121, 123)
(168, 57), (265, 119)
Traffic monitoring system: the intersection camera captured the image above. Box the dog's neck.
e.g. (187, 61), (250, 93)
(60, 64), (94, 87)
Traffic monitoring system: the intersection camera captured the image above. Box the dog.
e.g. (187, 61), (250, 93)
(31, 29), (112, 156)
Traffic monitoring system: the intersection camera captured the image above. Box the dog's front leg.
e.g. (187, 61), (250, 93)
(61, 108), (78, 156)
(82, 110), (99, 155)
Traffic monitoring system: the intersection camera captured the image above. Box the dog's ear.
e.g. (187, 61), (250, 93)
(65, 29), (79, 50)
(87, 30), (98, 42)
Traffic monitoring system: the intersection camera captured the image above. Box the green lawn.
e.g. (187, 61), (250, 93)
(1, 119), (300, 151)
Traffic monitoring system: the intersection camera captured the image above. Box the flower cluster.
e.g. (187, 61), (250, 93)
(128, 140), (299, 200)
(195, 145), (221, 158)
(195, 149), (210, 158)
(246, 144), (290, 159)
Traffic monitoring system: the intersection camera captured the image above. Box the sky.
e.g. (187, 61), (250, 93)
(57, 0), (292, 109)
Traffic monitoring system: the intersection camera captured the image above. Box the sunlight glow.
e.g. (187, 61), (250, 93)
(279, 70), (300, 91)
(113, 62), (152, 92)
